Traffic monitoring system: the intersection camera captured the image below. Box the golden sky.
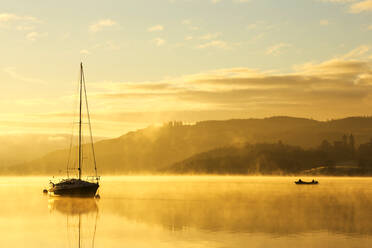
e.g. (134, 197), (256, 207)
(1, 0), (372, 137)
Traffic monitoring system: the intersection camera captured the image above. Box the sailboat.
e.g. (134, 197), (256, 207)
(48, 63), (99, 197)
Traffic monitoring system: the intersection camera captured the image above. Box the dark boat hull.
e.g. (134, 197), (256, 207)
(49, 179), (99, 197)
(295, 181), (318, 185)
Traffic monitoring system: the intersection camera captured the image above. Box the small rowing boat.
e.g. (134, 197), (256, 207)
(295, 179), (318, 185)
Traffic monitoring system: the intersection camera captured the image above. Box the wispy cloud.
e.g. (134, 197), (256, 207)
(3, 67), (45, 84)
(89, 19), (117, 32)
(200, 32), (222, 40)
(0, 13), (39, 24)
(182, 19), (191, 25)
(319, 0), (356, 3)
(181, 19), (200, 30)
(318, 0), (372, 14)
(92, 41), (121, 51)
(197, 40), (228, 49)
(266, 43), (292, 56)
(148, 25), (164, 32)
(320, 19), (330, 26)
(246, 21), (275, 30)
(0, 13), (41, 35)
(152, 38), (166, 46)
(246, 21), (278, 44)
(80, 41), (121, 55)
(341, 45), (370, 59)
(105, 41), (121, 50)
(80, 49), (90, 55)
(16, 25), (34, 31)
(211, 0), (250, 3)
(350, 0), (372, 13)
(26, 31), (47, 41)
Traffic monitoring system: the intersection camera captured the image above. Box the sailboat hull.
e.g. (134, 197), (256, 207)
(49, 179), (99, 197)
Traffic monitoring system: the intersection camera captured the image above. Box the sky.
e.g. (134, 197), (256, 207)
(2, 0), (372, 137)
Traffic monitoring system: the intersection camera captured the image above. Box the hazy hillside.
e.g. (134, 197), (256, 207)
(0, 134), (73, 167)
(4, 116), (372, 175)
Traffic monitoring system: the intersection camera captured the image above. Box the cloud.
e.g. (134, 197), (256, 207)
(181, 19), (200, 30)
(152, 38), (166, 46)
(320, 19), (330, 26)
(247, 23), (258, 30)
(211, 0), (250, 3)
(266, 43), (291, 56)
(80, 49), (90, 55)
(105, 41), (120, 50)
(350, 0), (372, 13)
(16, 25), (34, 31)
(246, 21), (276, 32)
(26, 31), (47, 41)
(8, 47), (372, 136)
(89, 19), (117, 32)
(92, 41), (121, 51)
(197, 40), (228, 49)
(0, 13), (41, 35)
(148, 25), (164, 32)
(182, 19), (192, 25)
(3, 67), (45, 84)
(319, 0), (356, 3)
(85, 50), (372, 125)
(293, 59), (371, 79)
(0, 13), (39, 24)
(340, 45), (370, 59)
(199, 32), (222, 40)
(317, 1), (372, 14)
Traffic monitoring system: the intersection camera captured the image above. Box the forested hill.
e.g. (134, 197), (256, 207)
(165, 142), (372, 175)
(165, 143), (322, 175)
(4, 116), (372, 175)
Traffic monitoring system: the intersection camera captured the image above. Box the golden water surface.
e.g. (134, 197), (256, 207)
(1, 176), (372, 248)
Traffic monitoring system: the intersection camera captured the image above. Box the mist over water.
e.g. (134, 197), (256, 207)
(1, 176), (372, 247)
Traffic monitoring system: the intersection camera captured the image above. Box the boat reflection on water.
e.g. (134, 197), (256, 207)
(48, 197), (99, 248)
(48, 197), (98, 215)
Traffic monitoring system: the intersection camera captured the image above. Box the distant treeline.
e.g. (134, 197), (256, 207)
(166, 135), (372, 175)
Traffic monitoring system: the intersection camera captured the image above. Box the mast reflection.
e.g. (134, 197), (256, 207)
(48, 197), (99, 248)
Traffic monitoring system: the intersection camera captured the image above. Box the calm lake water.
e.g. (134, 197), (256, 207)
(1, 176), (372, 247)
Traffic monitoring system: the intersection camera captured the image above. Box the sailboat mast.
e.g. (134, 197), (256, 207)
(78, 213), (81, 248)
(78, 62), (83, 180)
